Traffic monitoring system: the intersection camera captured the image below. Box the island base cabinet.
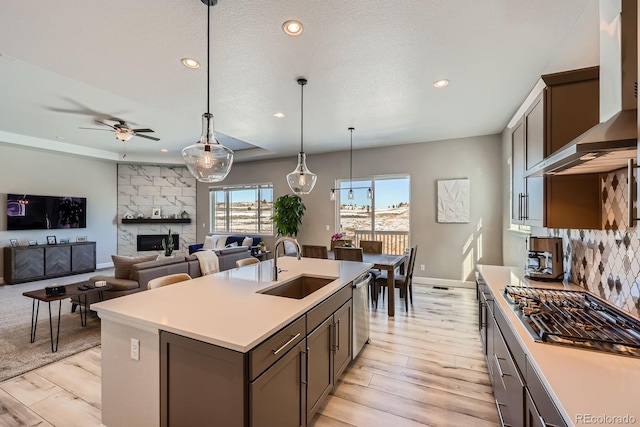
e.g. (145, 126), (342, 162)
(333, 301), (352, 379)
(251, 341), (307, 427)
(160, 331), (247, 427)
(306, 317), (333, 419)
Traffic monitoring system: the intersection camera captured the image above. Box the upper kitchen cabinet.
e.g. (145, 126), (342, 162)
(541, 67), (600, 156)
(512, 66), (601, 229)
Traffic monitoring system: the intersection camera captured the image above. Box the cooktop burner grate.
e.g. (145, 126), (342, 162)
(503, 285), (640, 358)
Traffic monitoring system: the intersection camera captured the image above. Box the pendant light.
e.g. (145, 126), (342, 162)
(286, 78), (317, 194)
(329, 127), (373, 201)
(182, 0), (234, 183)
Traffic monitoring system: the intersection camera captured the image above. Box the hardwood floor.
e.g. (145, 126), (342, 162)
(0, 285), (498, 426)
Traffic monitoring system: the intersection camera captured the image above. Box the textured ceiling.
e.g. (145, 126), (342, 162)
(0, 0), (598, 164)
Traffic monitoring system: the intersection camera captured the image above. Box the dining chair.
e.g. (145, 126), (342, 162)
(147, 273), (192, 290)
(359, 240), (383, 254)
(302, 245), (328, 259)
(236, 257), (260, 268)
(334, 246), (363, 262)
(375, 245), (418, 311)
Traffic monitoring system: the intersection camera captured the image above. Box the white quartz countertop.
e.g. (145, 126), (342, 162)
(477, 264), (640, 427)
(93, 257), (371, 353)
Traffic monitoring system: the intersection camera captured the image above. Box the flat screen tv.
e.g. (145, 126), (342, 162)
(6, 194), (87, 230)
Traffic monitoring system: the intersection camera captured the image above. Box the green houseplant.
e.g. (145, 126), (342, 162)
(162, 229), (174, 257)
(271, 195), (306, 237)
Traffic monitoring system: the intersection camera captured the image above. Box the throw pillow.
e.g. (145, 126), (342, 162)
(242, 237), (253, 247)
(225, 242), (238, 248)
(216, 235), (228, 249)
(203, 235), (216, 249)
(112, 254), (157, 279)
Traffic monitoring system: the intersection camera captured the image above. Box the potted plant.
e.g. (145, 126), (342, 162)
(162, 229), (174, 257)
(258, 241), (266, 252)
(271, 195), (306, 237)
(330, 232), (352, 251)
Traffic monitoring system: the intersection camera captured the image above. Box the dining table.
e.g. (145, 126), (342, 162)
(329, 250), (406, 316)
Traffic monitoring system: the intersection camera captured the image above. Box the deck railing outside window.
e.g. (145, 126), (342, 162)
(354, 230), (409, 255)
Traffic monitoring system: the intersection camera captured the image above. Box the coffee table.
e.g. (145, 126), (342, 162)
(23, 282), (111, 352)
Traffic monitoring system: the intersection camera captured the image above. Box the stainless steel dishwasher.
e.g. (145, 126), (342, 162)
(352, 272), (371, 359)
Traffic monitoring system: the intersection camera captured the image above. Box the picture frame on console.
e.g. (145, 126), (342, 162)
(28, 240), (37, 246)
(59, 238), (70, 244)
(76, 236), (87, 242)
(46, 236), (57, 245)
(9, 238), (18, 247)
(151, 207), (162, 219)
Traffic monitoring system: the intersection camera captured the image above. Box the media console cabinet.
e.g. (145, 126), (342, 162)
(3, 241), (96, 284)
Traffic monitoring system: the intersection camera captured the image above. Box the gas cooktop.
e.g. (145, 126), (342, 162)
(503, 285), (640, 358)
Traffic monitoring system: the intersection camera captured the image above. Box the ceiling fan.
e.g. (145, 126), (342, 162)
(80, 119), (160, 142)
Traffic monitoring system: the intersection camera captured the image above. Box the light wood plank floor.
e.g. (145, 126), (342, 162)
(0, 285), (498, 426)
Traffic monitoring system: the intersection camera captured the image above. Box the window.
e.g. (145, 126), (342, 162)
(336, 176), (410, 254)
(210, 184), (273, 234)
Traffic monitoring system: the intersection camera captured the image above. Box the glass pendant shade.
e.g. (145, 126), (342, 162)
(348, 189), (354, 200)
(329, 189), (335, 201)
(367, 188), (373, 199)
(287, 152), (317, 194)
(183, 113), (233, 182)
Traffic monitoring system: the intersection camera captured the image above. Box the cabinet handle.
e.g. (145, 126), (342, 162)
(494, 354), (510, 378)
(523, 193), (529, 220)
(273, 333), (301, 356)
(335, 319), (340, 351)
(495, 399), (511, 427)
(517, 193), (523, 220)
(628, 159), (635, 228)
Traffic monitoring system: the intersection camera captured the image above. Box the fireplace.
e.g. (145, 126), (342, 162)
(137, 234), (179, 252)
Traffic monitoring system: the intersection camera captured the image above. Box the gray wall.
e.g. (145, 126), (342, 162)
(197, 134), (503, 282)
(0, 144), (117, 282)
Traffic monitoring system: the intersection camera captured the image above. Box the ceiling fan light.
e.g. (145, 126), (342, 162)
(115, 131), (132, 142)
(287, 152), (317, 194)
(183, 113), (234, 182)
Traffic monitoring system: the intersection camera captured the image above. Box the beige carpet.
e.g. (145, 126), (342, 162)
(0, 269), (113, 382)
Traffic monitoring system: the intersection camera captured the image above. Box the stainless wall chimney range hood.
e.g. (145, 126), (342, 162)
(526, 0), (637, 177)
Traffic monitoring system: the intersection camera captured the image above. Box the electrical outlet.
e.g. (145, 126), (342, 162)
(326, 225), (330, 231)
(420, 264), (425, 271)
(130, 338), (139, 361)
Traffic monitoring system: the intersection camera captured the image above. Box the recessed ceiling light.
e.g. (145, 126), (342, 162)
(181, 58), (200, 69)
(433, 79), (449, 88)
(161, 148), (169, 153)
(274, 112), (285, 118)
(282, 20), (303, 36)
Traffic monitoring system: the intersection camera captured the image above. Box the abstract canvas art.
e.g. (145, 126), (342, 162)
(437, 179), (470, 223)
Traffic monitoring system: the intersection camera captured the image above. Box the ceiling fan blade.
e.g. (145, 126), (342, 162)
(132, 128), (154, 133)
(94, 120), (117, 130)
(79, 127), (113, 131)
(134, 133), (160, 141)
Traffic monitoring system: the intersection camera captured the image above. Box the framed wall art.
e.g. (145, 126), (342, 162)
(437, 179), (470, 223)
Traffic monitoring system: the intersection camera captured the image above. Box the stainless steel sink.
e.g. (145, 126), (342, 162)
(260, 275), (337, 299)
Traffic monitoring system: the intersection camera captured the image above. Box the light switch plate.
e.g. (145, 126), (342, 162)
(130, 338), (139, 361)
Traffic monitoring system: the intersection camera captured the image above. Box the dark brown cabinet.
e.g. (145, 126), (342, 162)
(250, 340), (307, 427)
(478, 277), (567, 427)
(511, 66), (602, 229)
(160, 284), (354, 427)
(4, 242), (96, 284)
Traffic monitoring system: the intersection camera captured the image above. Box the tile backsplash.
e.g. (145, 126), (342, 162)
(548, 168), (640, 317)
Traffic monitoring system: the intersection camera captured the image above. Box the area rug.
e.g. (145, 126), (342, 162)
(0, 308), (101, 382)
(0, 270), (110, 383)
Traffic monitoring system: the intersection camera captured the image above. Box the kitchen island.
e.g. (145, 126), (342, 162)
(477, 265), (640, 427)
(93, 256), (371, 427)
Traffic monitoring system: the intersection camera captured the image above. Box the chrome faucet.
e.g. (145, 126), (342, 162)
(273, 237), (301, 281)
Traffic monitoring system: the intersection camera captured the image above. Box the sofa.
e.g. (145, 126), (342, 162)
(189, 235), (262, 255)
(79, 246), (252, 307)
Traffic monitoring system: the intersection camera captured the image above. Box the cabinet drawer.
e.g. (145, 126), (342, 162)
(250, 316), (306, 381)
(493, 328), (524, 427)
(525, 357), (567, 427)
(494, 305), (526, 374)
(307, 285), (351, 333)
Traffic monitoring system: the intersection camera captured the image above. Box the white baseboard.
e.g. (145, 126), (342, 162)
(97, 262), (114, 269)
(413, 276), (475, 289)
